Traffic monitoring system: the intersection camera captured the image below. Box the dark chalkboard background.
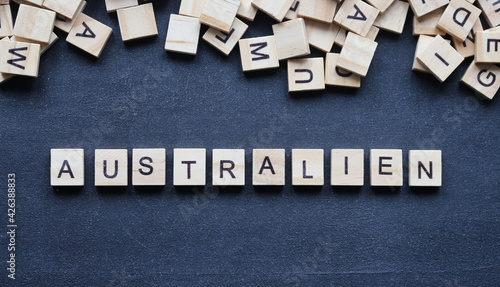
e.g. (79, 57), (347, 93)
(1, 1), (499, 286)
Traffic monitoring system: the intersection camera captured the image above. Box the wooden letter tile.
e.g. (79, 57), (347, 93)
(212, 149), (245, 186)
(436, 0), (481, 41)
(165, 14), (201, 55)
(105, 0), (138, 13)
(477, 0), (500, 28)
(285, 0), (300, 20)
(365, 0), (394, 13)
(67, 13), (113, 58)
(409, 150), (442, 187)
(252, 149), (285, 186)
(179, 0), (207, 18)
(335, 26), (378, 47)
(43, 0), (83, 20)
(272, 18), (310, 60)
(408, 0), (448, 18)
(373, 0), (409, 35)
(461, 60), (500, 100)
(370, 149), (403, 187)
(337, 32), (378, 77)
(251, 0), (295, 22)
(238, 36), (280, 71)
(95, 149), (128, 187)
(0, 38), (15, 84)
(412, 7), (447, 36)
(237, 0), (258, 21)
(476, 30), (500, 63)
(51, 149), (84, 187)
(287, 57), (325, 92)
(292, 149), (324, 186)
(199, 0), (240, 33)
(54, 0), (86, 33)
(297, 0), (337, 24)
(331, 149), (364, 186)
(203, 17), (248, 56)
(452, 19), (482, 58)
(304, 18), (340, 53)
(413, 35), (451, 73)
(0, 5), (13, 39)
(325, 53), (361, 88)
(416, 35), (464, 82)
(117, 3), (158, 42)
(13, 4), (56, 44)
(132, 149), (165, 186)
(333, 0), (379, 37)
(0, 40), (40, 77)
(173, 148), (206, 186)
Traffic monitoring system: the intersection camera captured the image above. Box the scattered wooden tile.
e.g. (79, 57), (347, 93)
(408, 0), (448, 18)
(365, 25), (380, 41)
(0, 38), (15, 85)
(461, 60), (500, 100)
(51, 149), (84, 187)
(94, 149), (128, 187)
(285, 0), (300, 20)
(331, 149), (364, 186)
(179, 0), (207, 18)
(173, 148), (206, 186)
(412, 7), (446, 36)
(199, 0), (240, 33)
(337, 32), (378, 77)
(132, 148), (166, 186)
(237, 0), (258, 21)
(413, 35), (452, 73)
(0, 40), (40, 77)
(304, 18), (340, 53)
(105, 0), (138, 13)
(272, 18), (310, 60)
(203, 17), (248, 56)
(416, 35), (464, 82)
(409, 150), (442, 187)
(43, 0), (83, 20)
(67, 13), (113, 58)
(477, 0), (500, 28)
(297, 0), (337, 24)
(370, 149), (403, 186)
(212, 149), (245, 186)
(452, 19), (483, 58)
(0, 5), (13, 39)
(11, 0), (43, 7)
(165, 14), (201, 55)
(238, 36), (280, 71)
(117, 3), (158, 42)
(292, 149), (324, 186)
(287, 57), (325, 92)
(365, 0), (394, 13)
(436, 0), (481, 42)
(476, 30), (500, 63)
(13, 4), (56, 44)
(373, 0), (409, 35)
(325, 53), (361, 88)
(252, 0), (295, 22)
(40, 32), (58, 54)
(54, 0), (86, 33)
(333, 0), (379, 37)
(252, 149), (285, 186)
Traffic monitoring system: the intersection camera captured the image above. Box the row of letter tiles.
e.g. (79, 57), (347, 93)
(50, 149), (442, 188)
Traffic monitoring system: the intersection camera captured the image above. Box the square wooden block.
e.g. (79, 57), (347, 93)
(0, 40), (40, 77)
(0, 37), (15, 85)
(333, 0), (379, 37)
(132, 149), (166, 186)
(452, 19), (482, 58)
(106, 0), (138, 13)
(287, 57), (325, 92)
(237, 0), (258, 21)
(165, 14), (200, 55)
(365, 0), (394, 13)
(252, 149), (285, 186)
(43, 0), (83, 20)
(477, 0), (500, 28)
(413, 7), (446, 36)
(370, 149), (403, 187)
(13, 4), (56, 44)
(325, 53), (361, 88)
(173, 148), (206, 186)
(476, 30), (500, 63)
(285, 0), (300, 20)
(292, 149), (324, 186)
(337, 32), (378, 77)
(304, 18), (340, 53)
(179, 0), (207, 18)
(12, 0), (43, 7)
(461, 60), (500, 100)
(334, 26), (379, 47)
(95, 149), (128, 187)
(67, 13), (113, 58)
(416, 35), (464, 82)
(12, 32), (58, 55)
(239, 36), (280, 71)
(200, 0), (240, 33)
(408, 0), (448, 18)
(203, 17), (248, 56)
(436, 0), (481, 41)
(51, 149), (84, 186)
(272, 18), (310, 60)
(331, 149), (364, 186)
(54, 0), (86, 33)
(212, 149), (245, 186)
(0, 5), (13, 39)
(297, 0), (337, 23)
(409, 150), (442, 187)
(413, 35), (452, 73)
(117, 3), (158, 42)
(252, 0), (295, 22)
(373, 0), (409, 35)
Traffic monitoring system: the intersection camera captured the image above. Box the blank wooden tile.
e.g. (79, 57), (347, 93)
(199, 0), (240, 33)
(165, 14), (200, 55)
(0, 40), (40, 77)
(173, 148), (206, 186)
(409, 150), (442, 187)
(436, 0), (481, 41)
(67, 13), (113, 58)
(212, 149), (245, 186)
(272, 18), (310, 60)
(333, 0), (379, 37)
(252, 0), (295, 22)
(13, 4), (56, 44)
(0, 5), (13, 39)
(476, 31), (500, 63)
(370, 149), (403, 187)
(331, 149), (364, 186)
(288, 58), (325, 92)
(117, 3), (158, 42)
(132, 148), (166, 186)
(325, 53), (361, 88)
(416, 35), (464, 82)
(51, 149), (84, 187)
(179, 0), (207, 18)
(252, 149), (285, 186)
(304, 18), (340, 52)
(477, 0), (500, 28)
(452, 19), (482, 58)
(105, 0), (138, 13)
(412, 7), (446, 36)
(292, 149), (324, 186)
(461, 60), (500, 100)
(365, 0), (394, 13)
(237, 0), (258, 21)
(373, 0), (409, 35)
(203, 17), (248, 56)
(297, 0), (337, 23)
(239, 36), (280, 71)
(43, 0), (83, 20)
(408, 0), (448, 18)
(95, 149), (128, 187)
(54, 0), (86, 33)
(413, 35), (452, 73)
(285, 0), (300, 20)
(337, 32), (378, 77)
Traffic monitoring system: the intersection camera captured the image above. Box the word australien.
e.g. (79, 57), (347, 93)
(51, 149), (442, 188)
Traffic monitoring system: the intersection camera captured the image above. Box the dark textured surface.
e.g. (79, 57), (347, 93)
(1, 1), (499, 286)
